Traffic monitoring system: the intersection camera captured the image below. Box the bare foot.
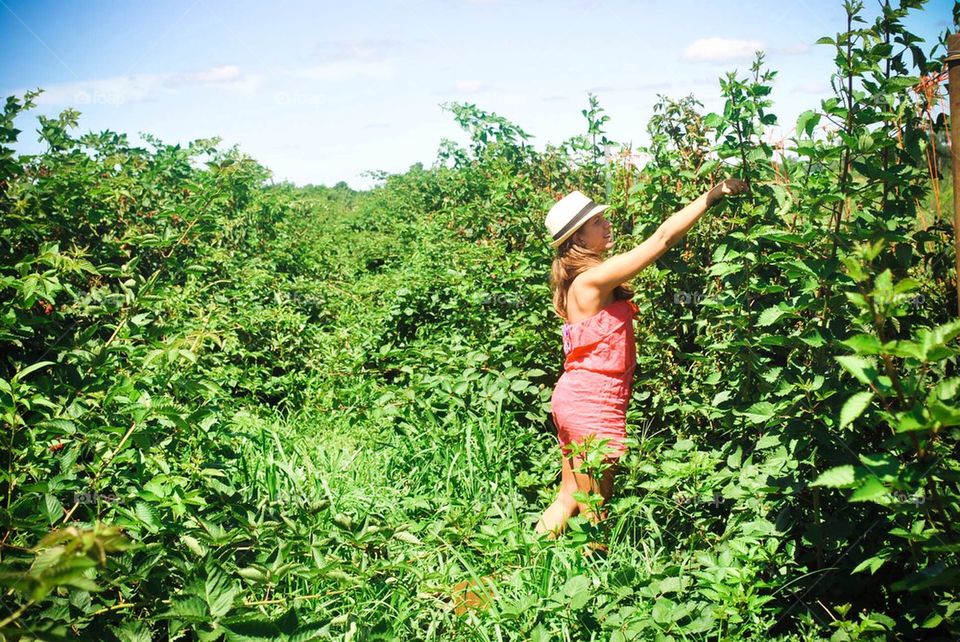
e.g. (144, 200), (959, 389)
(450, 575), (497, 616)
(582, 541), (609, 558)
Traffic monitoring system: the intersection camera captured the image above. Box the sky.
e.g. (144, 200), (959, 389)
(1, 0), (954, 189)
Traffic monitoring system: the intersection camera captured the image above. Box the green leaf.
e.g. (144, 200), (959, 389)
(393, 531), (423, 546)
(530, 625), (551, 642)
(134, 501), (160, 534)
(839, 391), (873, 429)
(161, 596), (208, 622)
(761, 367), (782, 384)
(872, 269), (893, 297)
(756, 434), (780, 449)
(892, 278), (922, 294)
(858, 452), (899, 479)
(206, 568), (239, 619)
(711, 390), (732, 406)
(36, 418), (78, 434)
(883, 339), (925, 360)
(658, 576), (683, 593)
(42, 493), (64, 524)
(835, 355), (876, 385)
(895, 407), (929, 433)
(796, 110), (820, 138)
(652, 598), (678, 623)
(129, 313), (152, 327)
(561, 575), (591, 610)
(930, 400), (960, 427)
(921, 319), (960, 361)
(845, 291), (869, 307)
(221, 618), (282, 638)
(182, 535), (206, 558)
(757, 306), (786, 327)
(852, 555), (887, 575)
(841, 334), (882, 355)
(703, 112), (723, 129)
(849, 477), (888, 503)
(811, 465), (856, 488)
(742, 401), (776, 424)
(929, 377), (960, 403)
(746, 147), (769, 163)
(922, 613), (944, 629)
(891, 563), (960, 592)
(12, 360), (55, 382)
(109, 620), (153, 642)
(708, 262), (743, 277)
(237, 567), (268, 582)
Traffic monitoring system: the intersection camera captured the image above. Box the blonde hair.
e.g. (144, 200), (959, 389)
(549, 230), (634, 322)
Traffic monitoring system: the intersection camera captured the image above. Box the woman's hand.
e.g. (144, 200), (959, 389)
(707, 178), (750, 207)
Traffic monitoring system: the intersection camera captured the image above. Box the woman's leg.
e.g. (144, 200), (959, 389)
(570, 454), (618, 524)
(534, 451), (580, 538)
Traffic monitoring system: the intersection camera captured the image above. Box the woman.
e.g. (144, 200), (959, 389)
(535, 178), (749, 539)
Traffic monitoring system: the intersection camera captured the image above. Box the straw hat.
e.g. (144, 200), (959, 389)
(545, 190), (609, 248)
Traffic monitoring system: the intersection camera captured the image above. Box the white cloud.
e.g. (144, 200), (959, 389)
(777, 42), (811, 55)
(19, 64), (262, 108)
(794, 81), (832, 94)
(167, 64), (263, 93)
(681, 37), (765, 62)
(29, 73), (170, 107)
(285, 60), (391, 81)
(455, 80), (485, 93)
(179, 64), (242, 84)
(290, 39), (400, 81)
(312, 39), (404, 63)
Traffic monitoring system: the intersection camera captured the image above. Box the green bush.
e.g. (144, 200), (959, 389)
(1, 1), (957, 639)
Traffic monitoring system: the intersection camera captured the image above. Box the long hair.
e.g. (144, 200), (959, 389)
(550, 231), (634, 322)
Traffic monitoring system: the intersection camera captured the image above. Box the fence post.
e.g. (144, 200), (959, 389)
(947, 33), (960, 316)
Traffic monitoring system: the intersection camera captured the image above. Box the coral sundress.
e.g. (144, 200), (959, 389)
(550, 298), (639, 460)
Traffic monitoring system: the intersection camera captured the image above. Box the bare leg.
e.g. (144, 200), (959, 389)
(534, 452), (580, 538)
(570, 455), (618, 525)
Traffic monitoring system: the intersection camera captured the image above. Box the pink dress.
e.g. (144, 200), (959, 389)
(551, 298), (639, 460)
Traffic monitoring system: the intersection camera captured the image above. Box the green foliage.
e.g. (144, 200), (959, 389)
(1, 0), (957, 639)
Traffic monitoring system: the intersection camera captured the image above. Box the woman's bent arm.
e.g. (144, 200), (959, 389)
(580, 191), (714, 292)
(579, 232), (673, 292)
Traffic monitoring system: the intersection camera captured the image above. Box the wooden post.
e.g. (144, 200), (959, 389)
(948, 34), (960, 317)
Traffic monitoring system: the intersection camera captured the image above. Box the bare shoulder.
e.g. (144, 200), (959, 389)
(566, 273), (615, 323)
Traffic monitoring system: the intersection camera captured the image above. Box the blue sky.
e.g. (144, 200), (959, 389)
(1, 0), (952, 189)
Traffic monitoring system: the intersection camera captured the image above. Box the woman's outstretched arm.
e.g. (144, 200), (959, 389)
(580, 178), (749, 292)
(658, 190), (715, 248)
